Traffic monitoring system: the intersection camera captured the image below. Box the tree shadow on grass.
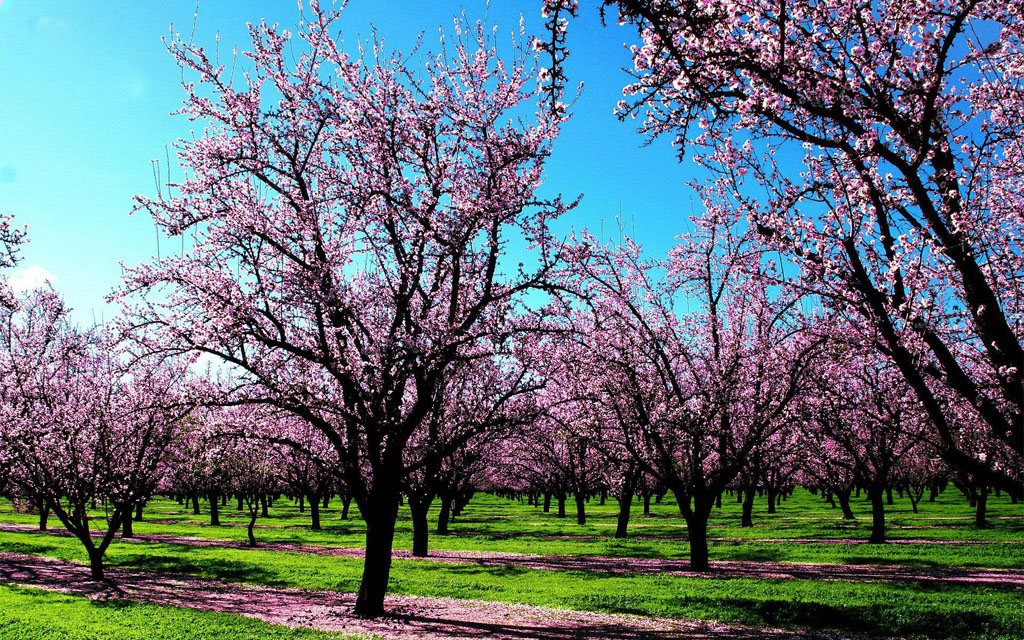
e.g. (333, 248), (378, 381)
(715, 547), (785, 563)
(0, 540), (64, 557)
(119, 550), (288, 587)
(734, 597), (1000, 639)
(841, 555), (945, 569)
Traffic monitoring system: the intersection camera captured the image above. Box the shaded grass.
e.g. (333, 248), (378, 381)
(0, 582), (371, 640)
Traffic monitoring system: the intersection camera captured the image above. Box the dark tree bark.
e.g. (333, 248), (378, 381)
(908, 485), (924, 513)
(837, 488), (856, 520)
(247, 512), (258, 546)
(574, 491), (586, 525)
(308, 493), (321, 530)
(353, 486), (400, 618)
(209, 493), (220, 526)
(410, 498), (431, 557)
(615, 467), (636, 539)
(88, 547), (105, 581)
(436, 494), (453, 535)
(868, 482), (887, 544)
(674, 490), (713, 571)
(975, 486), (989, 528)
(556, 491), (566, 518)
(741, 486), (755, 527)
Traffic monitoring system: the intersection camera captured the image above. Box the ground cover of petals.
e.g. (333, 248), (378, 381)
(0, 551), (868, 640)
(3, 522), (1022, 589)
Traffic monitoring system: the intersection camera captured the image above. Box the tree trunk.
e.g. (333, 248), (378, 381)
(87, 547), (105, 581)
(354, 499), (399, 618)
(556, 491), (566, 518)
(766, 487), (777, 514)
(309, 494), (321, 530)
(574, 492), (586, 525)
(908, 486), (923, 514)
(410, 498), (431, 557)
(715, 492), (722, 509)
(825, 491), (836, 508)
(687, 514), (710, 570)
(237, 495), (244, 511)
(542, 492), (551, 513)
(975, 486), (989, 528)
(209, 493), (220, 526)
(298, 494), (305, 513)
(323, 494), (330, 509)
(741, 486), (755, 527)
(260, 494), (269, 518)
(191, 493), (201, 515)
(885, 486), (894, 506)
(868, 483), (886, 544)
(38, 501), (49, 531)
(643, 493), (651, 514)
(134, 502), (144, 521)
(615, 485), (634, 539)
(341, 495), (352, 520)
(599, 489), (607, 505)
(675, 492), (712, 571)
(838, 488), (856, 520)
(247, 507), (258, 546)
(122, 513), (133, 538)
(436, 494), (453, 535)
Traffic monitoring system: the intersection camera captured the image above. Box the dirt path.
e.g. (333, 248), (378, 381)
(0, 551), (869, 640)
(2, 523), (1022, 588)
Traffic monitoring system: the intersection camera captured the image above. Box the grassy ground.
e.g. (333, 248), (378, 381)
(0, 488), (1021, 639)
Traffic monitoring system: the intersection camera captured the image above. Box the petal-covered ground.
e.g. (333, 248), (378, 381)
(0, 551), (873, 640)
(3, 523), (1022, 588)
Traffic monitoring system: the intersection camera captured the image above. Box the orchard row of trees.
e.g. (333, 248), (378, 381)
(0, 0), (1020, 619)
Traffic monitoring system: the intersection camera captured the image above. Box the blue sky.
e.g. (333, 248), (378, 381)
(0, 0), (701, 321)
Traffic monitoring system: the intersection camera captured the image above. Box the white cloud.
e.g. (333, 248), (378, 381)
(9, 265), (56, 292)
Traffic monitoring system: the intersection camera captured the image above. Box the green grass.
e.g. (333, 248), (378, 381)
(0, 527), (1021, 639)
(1, 488), (1021, 639)
(0, 583), (370, 640)
(5, 489), (1019, 569)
